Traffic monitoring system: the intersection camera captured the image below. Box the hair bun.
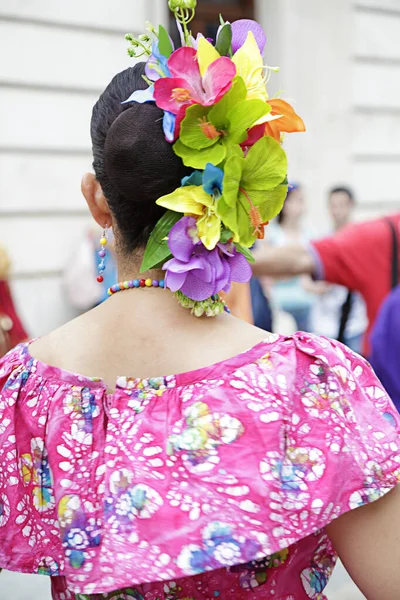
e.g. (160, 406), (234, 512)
(104, 102), (189, 205)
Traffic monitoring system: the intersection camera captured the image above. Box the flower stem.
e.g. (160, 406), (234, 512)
(178, 8), (191, 45)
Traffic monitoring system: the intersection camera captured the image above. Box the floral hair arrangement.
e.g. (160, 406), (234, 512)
(124, 0), (305, 316)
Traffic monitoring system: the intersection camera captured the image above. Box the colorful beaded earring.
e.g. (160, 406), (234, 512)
(97, 227), (108, 283)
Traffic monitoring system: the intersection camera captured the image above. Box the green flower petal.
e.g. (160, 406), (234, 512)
(209, 76), (247, 130)
(216, 194), (240, 237)
(227, 99), (271, 144)
(179, 105), (217, 150)
(256, 182), (289, 221)
(242, 136), (288, 191)
(234, 190), (258, 247)
(174, 139), (227, 170)
(218, 153), (244, 208)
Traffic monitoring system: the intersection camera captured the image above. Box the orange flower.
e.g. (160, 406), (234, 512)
(244, 99), (305, 148)
(264, 99), (306, 142)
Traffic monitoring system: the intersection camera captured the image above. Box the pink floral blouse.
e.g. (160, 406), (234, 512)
(0, 333), (399, 600)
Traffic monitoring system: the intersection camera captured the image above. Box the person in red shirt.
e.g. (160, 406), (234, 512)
(253, 213), (400, 356)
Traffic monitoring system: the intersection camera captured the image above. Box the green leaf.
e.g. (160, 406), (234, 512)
(152, 254), (173, 269)
(220, 228), (234, 243)
(242, 136), (288, 191)
(158, 25), (173, 58)
(140, 210), (181, 273)
(228, 100), (271, 144)
(235, 243), (256, 263)
(209, 77), (247, 130)
(215, 23), (232, 56)
(173, 138), (227, 170)
(180, 104), (216, 150)
(219, 13), (225, 26)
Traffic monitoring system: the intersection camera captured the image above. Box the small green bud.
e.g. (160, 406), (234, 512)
(138, 34), (151, 42)
(145, 21), (157, 34)
(168, 0), (197, 11)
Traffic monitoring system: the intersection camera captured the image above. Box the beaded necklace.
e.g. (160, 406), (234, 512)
(107, 279), (231, 315)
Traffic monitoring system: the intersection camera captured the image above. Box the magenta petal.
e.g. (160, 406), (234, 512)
(154, 77), (195, 114)
(180, 274), (216, 301)
(174, 104), (187, 140)
(231, 19), (266, 54)
(202, 57), (236, 104)
(229, 252), (253, 283)
(242, 123), (265, 149)
(168, 47), (197, 76)
(168, 47), (204, 100)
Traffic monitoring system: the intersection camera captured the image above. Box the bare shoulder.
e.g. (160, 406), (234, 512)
(212, 315), (269, 350)
(29, 306), (102, 364)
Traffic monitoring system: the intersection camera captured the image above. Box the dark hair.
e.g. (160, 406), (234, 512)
(277, 183), (301, 224)
(91, 63), (190, 253)
(329, 186), (355, 205)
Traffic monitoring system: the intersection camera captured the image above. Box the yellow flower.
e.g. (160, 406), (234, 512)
(197, 36), (221, 77)
(156, 186), (221, 250)
(232, 31), (268, 102)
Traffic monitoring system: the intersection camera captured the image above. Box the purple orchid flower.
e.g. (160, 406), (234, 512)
(231, 19), (266, 54)
(163, 216), (252, 301)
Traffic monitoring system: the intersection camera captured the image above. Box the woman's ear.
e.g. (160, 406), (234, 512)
(81, 173), (112, 228)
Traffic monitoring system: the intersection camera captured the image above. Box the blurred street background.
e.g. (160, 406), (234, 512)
(1, 0), (400, 337)
(1, 0), (400, 598)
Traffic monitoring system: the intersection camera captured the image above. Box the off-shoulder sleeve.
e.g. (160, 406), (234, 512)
(271, 333), (400, 547)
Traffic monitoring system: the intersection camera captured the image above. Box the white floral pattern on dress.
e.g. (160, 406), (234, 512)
(0, 334), (399, 600)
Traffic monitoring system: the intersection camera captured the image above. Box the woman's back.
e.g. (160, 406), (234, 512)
(1, 325), (400, 598)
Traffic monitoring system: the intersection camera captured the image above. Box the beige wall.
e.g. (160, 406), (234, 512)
(256, 0), (400, 224)
(1, 0), (167, 337)
(2, 0), (400, 337)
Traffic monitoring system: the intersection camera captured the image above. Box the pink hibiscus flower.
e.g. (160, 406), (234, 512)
(154, 47), (236, 116)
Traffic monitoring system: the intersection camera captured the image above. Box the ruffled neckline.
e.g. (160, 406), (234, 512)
(20, 333), (284, 393)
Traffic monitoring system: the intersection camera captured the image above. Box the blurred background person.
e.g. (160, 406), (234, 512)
(0, 245), (28, 357)
(250, 277), (273, 332)
(259, 184), (315, 332)
(253, 212), (400, 358)
(308, 186), (367, 353)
